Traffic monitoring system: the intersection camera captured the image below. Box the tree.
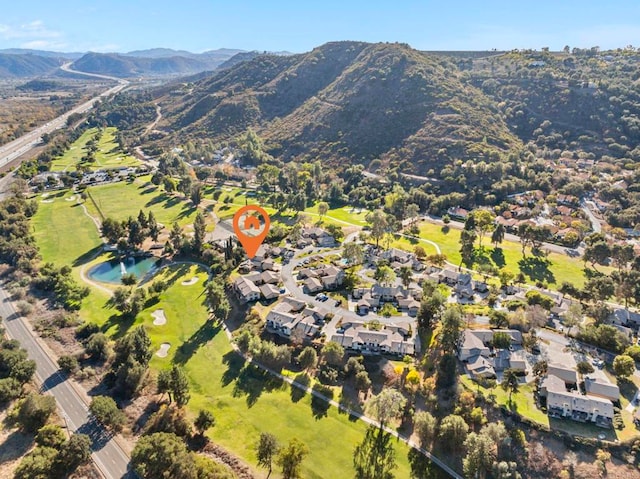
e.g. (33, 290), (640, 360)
(317, 201), (329, 220)
(613, 354), (635, 379)
(89, 395), (126, 432)
(576, 361), (594, 376)
(439, 414), (469, 452)
(501, 369), (520, 402)
(256, 432), (279, 477)
(375, 265), (396, 286)
(367, 388), (406, 427)
(417, 290), (446, 329)
(85, 332), (110, 360)
(353, 425), (397, 479)
(366, 209), (389, 247)
(56, 433), (92, 473)
(463, 432), (496, 479)
(413, 411), (436, 448)
(406, 203), (420, 227)
(277, 438), (308, 479)
(321, 341), (344, 366)
(472, 209), (495, 249)
(14, 446), (57, 479)
(17, 393), (56, 433)
(489, 310), (509, 329)
(192, 211), (206, 254)
(36, 424), (66, 449)
(194, 410), (215, 437)
(147, 211), (160, 242)
(491, 223), (505, 247)
(584, 240), (611, 269)
(398, 266), (413, 289)
(492, 332), (511, 350)
(297, 347), (318, 372)
(170, 365), (191, 407)
(169, 221), (184, 253)
(355, 370), (372, 393)
(343, 242), (364, 269)
(131, 432), (196, 479)
(205, 279), (230, 321)
(459, 229), (476, 267)
(101, 217), (125, 244)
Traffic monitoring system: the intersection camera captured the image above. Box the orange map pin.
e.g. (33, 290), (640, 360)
(233, 205), (270, 259)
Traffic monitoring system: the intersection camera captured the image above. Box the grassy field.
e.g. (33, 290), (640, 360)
(393, 221), (602, 288)
(30, 185), (418, 478)
(115, 263), (415, 478)
(85, 177), (199, 227)
(460, 375), (549, 426)
(50, 127), (140, 172)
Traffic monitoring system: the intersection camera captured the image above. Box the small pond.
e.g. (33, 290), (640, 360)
(87, 257), (161, 284)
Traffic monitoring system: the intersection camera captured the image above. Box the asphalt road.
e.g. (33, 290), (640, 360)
(0, 63), (128, 178)
(0, 287), (133, 478)
(0, 64), (133, 478)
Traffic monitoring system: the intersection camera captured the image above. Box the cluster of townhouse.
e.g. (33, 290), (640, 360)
(233, 244), (288, 302)
(447, 190), (589, 247)
(457, 329), (527, 379)
(265, 296), (326, 341)
(30, 165), (150, 191)
(299, 264), (345, 294)
(331, 319), (416, 356)
(539, 363), (619, 428)
(352, 285), (421, 316)
(458, 327), (621, 428)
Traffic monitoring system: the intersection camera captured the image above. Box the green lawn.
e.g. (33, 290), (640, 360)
(86, 177), (199, 227)
(460, 375), (549, 426)
(123, 264), (415, 478)
(50, 127), (140, 172)
(394, 221), (603, 289)
(30, 191), (418, 478)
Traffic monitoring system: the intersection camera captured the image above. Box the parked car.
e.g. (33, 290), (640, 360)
(334, 299), (342, 306)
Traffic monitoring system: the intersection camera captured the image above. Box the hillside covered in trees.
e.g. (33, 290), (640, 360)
(153, 41), (521, 174)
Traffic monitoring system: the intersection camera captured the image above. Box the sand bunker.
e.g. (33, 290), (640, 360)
(181, 277), (199, 286)
(156, 343), (171, 358)
(151, 309), (167, 326)
(65, 195), (76, 202)
(41, 193), (50, 198)
(41, 199), (54, 203)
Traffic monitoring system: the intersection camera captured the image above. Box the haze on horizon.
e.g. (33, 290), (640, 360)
(1, 0), (640, 54)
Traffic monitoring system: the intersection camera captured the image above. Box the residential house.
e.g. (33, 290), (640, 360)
(331, 322), (415, 356)
(610, 308), (640, 329)
(397, 298), (420, 317)
(303, 277), (323, 294)
(266, 302), (322, 339)
(260, 271), (279, 285)
(447, 207), (469, 221)
(584, 377), (620, 402)
(233, 276), (261, 303)
(458, 330), (491, 361)
(260, 284), (280, 301)
(457, 329), (522, 362)
(466, 355), (496, 379)
(543, 377), (614, 427)
(547, 364), (578, 387)
(301, 227), (336, 247)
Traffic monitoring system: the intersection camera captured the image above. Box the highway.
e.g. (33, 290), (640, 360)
(0, 63), (128, 171)
(0, 287), (133, 478)
(0, 64), (133, 478)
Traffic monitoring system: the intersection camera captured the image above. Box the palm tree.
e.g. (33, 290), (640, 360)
(501, 368), (520, 403)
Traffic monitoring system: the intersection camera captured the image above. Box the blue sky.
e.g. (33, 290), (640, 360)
(1, 0), (640, 53)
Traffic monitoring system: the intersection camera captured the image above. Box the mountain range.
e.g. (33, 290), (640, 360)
(0, 47), (248, 78)
(151, 41), (519, 174)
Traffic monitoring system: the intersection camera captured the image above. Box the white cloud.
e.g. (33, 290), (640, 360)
(0, 19), (63, 41)
(20, 40), (69, 50)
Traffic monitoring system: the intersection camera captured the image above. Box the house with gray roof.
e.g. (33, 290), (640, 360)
(584, 377), (620, 402)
